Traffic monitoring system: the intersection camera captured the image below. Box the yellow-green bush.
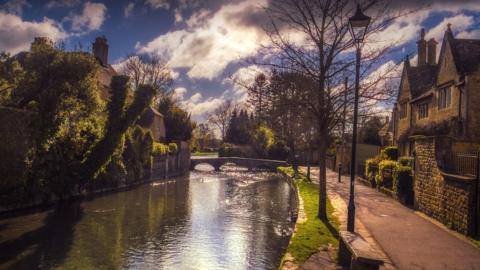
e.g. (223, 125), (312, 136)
(376, 160), (398, 188)
(152, 142), (169, 156)
(381, 146), (398, 161)
(365, 157), (381, 186)
(168, 142), (178, 154)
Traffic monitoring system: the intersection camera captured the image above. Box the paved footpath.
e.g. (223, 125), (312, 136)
(300, 167), (480, 270)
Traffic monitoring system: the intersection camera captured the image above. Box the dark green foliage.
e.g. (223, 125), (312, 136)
(0, 47), (105, 200)
(359, 117), (383, 146)
(365, 157), (380, 186)
(393, 165), (413, 204)
(123, 126), (154, 182)
(381, 146), (398, 161)
(268, 140), (290, 160)
(398, 156), (413, 166)
(376, 160), (397, 188)
(157, 95), (195, 142)
(81, 76), (156, 182)
(225, 109), (254, 145)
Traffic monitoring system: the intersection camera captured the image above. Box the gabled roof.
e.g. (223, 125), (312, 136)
(406, 64), (436, 98)
(450, 38), (480, 74)
(398, 57), (436, 101)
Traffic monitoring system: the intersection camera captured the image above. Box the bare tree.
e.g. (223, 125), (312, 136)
(120, 54), (173, 97)
(260, 0), (405, 220)
(207, 100), (236, 142)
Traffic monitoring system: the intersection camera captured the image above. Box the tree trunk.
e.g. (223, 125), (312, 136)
(317, 124), (328, 220)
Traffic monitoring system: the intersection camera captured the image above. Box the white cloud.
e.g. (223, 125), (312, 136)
(124, 2), (134, 18)
(138, 0), (268, 80)
(425, 14), (474, 41)
(65, 2), (107, 32)
(174, 8), (183, 23)
(0, 0), (31, 15)
(146, 0), (169, 10)
(0, 11), (67, 54)
(172, 87), (187, 100)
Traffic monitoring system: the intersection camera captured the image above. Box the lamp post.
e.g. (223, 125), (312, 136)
(347, 4), (371, 233)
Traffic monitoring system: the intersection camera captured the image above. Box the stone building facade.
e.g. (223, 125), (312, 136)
(392, 26), (480, 236)
(393, 26), (480, 155)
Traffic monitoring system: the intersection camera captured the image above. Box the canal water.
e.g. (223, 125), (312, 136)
(0, 165), (296, 270)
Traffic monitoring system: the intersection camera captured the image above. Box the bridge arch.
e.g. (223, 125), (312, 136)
(190, 157), (287, 172)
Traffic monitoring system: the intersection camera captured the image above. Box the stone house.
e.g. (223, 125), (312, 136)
(392, 26), (480, 236)
(393, 26), (480, 155)
(92, 37), (166, 142)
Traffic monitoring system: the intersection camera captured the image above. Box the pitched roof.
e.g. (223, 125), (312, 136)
(451, 38), (480, 73)
(406, 64), (436, 98)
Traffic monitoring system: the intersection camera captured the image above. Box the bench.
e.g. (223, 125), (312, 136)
(338, 231), (384, 270)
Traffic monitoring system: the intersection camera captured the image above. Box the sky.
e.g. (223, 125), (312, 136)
(1, 0), (480, 123)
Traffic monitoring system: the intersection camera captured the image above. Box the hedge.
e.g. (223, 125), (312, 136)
(365, 157), (380, 186)
(381, 146), (398, 161)
(398, 156), (413, 166)
(168, 142), (178, 154)
(152, 142), (169, 156)
(393, 165), (413, 204)
(376, 160), (398, 188)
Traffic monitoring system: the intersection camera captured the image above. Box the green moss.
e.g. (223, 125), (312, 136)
(278, 166), (339, 265)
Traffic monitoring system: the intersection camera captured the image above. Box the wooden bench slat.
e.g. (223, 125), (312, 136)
(340, 231), (384, 265)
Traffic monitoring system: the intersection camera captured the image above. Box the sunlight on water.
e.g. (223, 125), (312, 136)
(0, 165), (296, 270)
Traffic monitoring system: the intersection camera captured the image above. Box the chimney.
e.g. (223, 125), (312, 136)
(427, 38), (437, 65)
(417, 28), (427, 66)
(92, 36), (109, 66)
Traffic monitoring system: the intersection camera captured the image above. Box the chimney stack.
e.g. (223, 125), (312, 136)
(427, 38), (438, 65)
(417, 28), (427, 66)
(92, 36), (109, 66)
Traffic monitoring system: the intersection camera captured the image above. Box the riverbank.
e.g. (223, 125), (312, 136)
(0, 147), (191, 217)
(278, 167), (339, 269)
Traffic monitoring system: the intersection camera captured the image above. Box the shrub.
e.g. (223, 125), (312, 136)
(252, 125), (275, 158)
(152, 142), (168, 156)
(365, 157), (381, 186)
(393, 165), (413, 204)
(168, 142), (178, 154)
(381, 146), (398, 161)
(218, 143), (254, 157)
(398, 156), (413, 166)
(268, 140), (290, 160)
(376, 160), (398, 188)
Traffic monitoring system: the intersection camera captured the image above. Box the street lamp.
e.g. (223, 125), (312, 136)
(347, 4), (371, 233)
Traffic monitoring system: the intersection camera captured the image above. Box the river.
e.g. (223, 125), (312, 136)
(0, 165), (296, 270)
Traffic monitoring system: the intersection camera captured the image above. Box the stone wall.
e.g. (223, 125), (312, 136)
(151, 141), (190, 179)
(413, 136), (477, 235)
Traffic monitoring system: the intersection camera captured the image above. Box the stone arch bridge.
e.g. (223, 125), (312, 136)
(190, 157), (287, 171)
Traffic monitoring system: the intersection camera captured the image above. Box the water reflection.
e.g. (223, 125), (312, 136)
(0, 166), (295, 269)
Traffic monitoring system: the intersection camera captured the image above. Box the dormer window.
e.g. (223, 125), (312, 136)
(400, 101), (408, 119)
(438, 86), (451, 110)
(418, 103), (428, 119)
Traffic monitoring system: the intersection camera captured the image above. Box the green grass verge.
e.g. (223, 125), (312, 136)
(278, 166), (340, 265)
(191, 151), (218, 156)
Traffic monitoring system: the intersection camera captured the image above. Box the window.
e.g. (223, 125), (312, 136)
(438, 86), (452, 110)
(418, 103), (428, 119)
(400, 102), (408, 119)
